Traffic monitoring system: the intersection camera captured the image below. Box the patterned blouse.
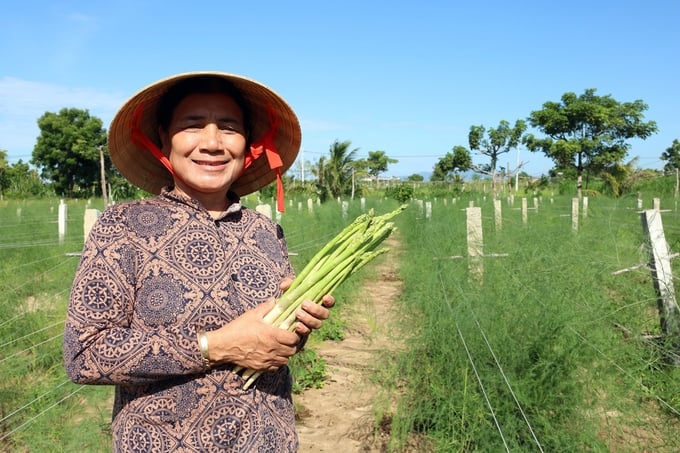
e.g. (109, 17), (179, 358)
(63, 188), (298, 452)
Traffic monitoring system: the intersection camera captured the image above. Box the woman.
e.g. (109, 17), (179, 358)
(64, 72), (333, 452)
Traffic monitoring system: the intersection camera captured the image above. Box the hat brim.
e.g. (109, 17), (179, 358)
(108, 72), (301, 196)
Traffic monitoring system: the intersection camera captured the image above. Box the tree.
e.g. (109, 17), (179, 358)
(526, 88), (657, 198)
(0, 149), (8, 196)
(3, 160), (50, 197)
(32, 108), (108, 197)
(406, 173), (424, 182)
(468, 119), (526, 197)
(313, 140), (358, 202)
(661, 139), (680, 172)
(432, 145), (472, 181)
(366, 150), (398, 179)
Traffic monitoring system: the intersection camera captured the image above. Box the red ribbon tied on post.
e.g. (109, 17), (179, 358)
(244, 104), (286, 212)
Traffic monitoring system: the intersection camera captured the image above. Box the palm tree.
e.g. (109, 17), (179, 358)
(314, 140), (358, 202)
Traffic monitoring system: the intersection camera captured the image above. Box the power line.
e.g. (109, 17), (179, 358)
(568, 325), (680, 418)
(469, 306), (544, 452)
(435, 271), (511, 451)
(0, 379), (71, 425)
(0, 320), (63, 350)
(0, 384), (86, 443)
(0, 332), (64, 365)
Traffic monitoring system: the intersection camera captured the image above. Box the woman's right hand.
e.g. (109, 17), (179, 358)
(203, 300), (301, 371)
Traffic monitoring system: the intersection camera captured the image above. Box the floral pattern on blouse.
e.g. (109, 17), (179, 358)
(64, 189), (297, 452)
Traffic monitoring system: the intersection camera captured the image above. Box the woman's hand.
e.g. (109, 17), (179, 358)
(278, 276), (335, 338)
(204, 300), (299, 372)
(293, 295), (334, 337)
(204, 278), (335, 372)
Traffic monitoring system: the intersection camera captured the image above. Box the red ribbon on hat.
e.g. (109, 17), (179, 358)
(130, 102), (286, 211)
(243, 104), (286, 212)
(129, 104), (182, 185)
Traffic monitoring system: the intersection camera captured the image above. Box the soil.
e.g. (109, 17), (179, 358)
(295, 236), (404, 452)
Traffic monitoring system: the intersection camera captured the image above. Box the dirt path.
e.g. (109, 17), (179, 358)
(295, 236), (403, 452)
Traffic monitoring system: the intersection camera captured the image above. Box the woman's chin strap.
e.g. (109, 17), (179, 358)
(130, 102), (286, 212)
(243, 104), (286, 213)
(130, 104), (180, 183)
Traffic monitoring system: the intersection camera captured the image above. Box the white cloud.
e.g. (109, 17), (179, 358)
(0, 77), (124, 159)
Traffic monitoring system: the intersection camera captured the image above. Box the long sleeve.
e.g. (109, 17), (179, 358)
(63, 205), (204, 385)
(63, 192), (301, 451)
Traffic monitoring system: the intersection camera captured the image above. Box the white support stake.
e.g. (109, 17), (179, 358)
(494, 198), (502, 230)
(641, 209), (680, 349)
(582, 196), (589, 218)
(466, 207), (484, 284)
(521, 198), (528, 224)
(571, 198), (579, 232)
(256, 204), (272, 219)
(83, 209), (101, 243)
(58, 199), (67, 244)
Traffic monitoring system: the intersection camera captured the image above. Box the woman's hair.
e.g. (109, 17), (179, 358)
(157, 76), (251, 140)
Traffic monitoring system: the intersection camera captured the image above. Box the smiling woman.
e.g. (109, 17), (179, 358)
(63, 72), (335, 452)
(159, 91), (249, 215)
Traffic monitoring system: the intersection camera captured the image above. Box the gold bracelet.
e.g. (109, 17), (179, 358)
(198, 330), (211, 372)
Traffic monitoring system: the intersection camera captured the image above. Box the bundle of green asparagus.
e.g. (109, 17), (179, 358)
(239, 204), (407, 389)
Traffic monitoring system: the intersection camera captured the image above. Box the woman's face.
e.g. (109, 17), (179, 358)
(159, 92), (248, 200)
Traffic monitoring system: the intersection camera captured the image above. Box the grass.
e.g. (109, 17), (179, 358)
(380, 193), (680, 452)
(3, 193), (680, 451)
(0, 198), (111, 451)
(0, 195), (400, 450)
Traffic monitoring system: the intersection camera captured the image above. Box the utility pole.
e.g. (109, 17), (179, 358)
(99, 145), (108, 207)
(515, 147), (520, 192)
(300, 149), (305, 183)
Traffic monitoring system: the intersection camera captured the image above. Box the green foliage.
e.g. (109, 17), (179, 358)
(661, 139), (680, 172)
(32, 108), (108, 198)
(313, 140), (358, 202)
(432, 145), (471, 182)
(631, 172), (678, 197)
(0, 199), (110, 451)
(523, 175), (550, 195)
(316, 314), (346, 341)
(598, 160), (636, 197)
(6, 194), (680, 451)
(0, 160), (52, 198)
(527, 88), (658, 196)
(468, 119), (527, 193)
(289, 349), (327, 393)
(381, 194), (680, 451)
(108, 173), (147, 201)
(385, 183), (414, 203)
(366, 150), (398, 178)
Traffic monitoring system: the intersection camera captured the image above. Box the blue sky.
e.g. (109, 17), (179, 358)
(1, 0), (678, 178)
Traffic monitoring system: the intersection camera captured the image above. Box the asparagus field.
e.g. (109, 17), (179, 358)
(2, 190), (680, 451)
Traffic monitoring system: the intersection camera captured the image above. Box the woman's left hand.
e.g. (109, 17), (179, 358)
(294, 296), (334, 337)
(279, 278), (335, 338)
